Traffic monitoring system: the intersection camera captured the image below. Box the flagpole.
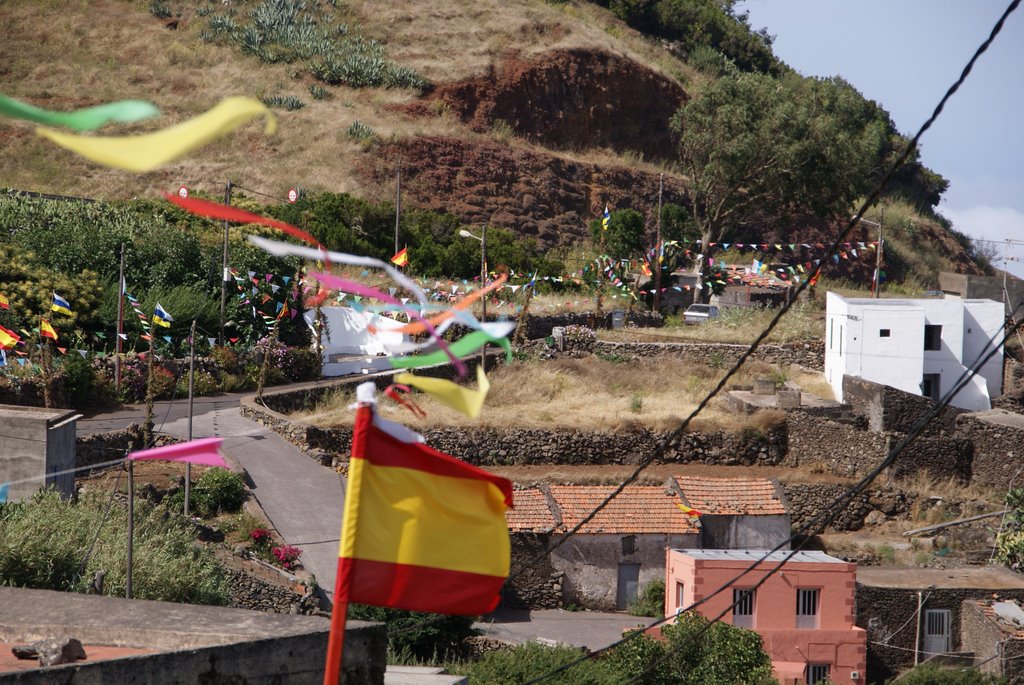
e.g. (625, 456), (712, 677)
(654, 174), (664, 314)
(126, 457), (134, 599)
(115, 243), (125, 395)
(323, 565), (350, 685)
(185, 319), (196, 517)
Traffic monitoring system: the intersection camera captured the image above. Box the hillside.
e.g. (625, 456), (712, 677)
(0, 0), (989, 288)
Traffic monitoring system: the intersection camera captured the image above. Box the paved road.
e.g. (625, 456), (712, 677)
(78, 389), (345, 604)
(475, 608), (657, 651)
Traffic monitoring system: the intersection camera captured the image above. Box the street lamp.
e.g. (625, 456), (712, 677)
(853, 212), (883, 298)
(459, 227), (488, 369)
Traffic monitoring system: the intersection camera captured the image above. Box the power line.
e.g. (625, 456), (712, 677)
(518, 1), (1021, 680)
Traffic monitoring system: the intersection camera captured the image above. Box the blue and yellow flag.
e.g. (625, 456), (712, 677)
(51, 292), (72, 316)
(153, 303), (173, 328)
(602, 205), (610, 231)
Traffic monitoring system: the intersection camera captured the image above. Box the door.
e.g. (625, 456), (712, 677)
(923, 609), (951, 656)
(616, 563), (641, 610)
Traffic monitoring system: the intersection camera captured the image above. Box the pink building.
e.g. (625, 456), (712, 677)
(665, 549), (866, 685)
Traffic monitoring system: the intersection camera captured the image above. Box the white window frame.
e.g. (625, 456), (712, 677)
(732, 588), (755, 629)
(796, 588), (819, 629)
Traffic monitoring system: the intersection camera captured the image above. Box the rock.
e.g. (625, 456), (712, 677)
(864, 510), (888, 526)
(14, 638), (87, 666)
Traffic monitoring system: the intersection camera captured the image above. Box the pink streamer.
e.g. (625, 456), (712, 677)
(128, 437), (228, 468)
(311, 271), (466, 376)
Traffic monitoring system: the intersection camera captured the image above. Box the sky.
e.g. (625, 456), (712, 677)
(738, 0), (1024, 279)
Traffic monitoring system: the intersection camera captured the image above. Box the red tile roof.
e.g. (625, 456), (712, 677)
(507, 488), (556, 533)
(672, 476), (787, 516)
(548, 485), (699, 535)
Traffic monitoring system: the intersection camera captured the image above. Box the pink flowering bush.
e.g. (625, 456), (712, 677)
(272, 545), (302, 570)
(249, 528), (272, 550)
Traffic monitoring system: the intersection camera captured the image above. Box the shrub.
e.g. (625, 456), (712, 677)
(897, 662), (1005, 684)
(175, 370), (219, 398)
(261, 94), (306, 111)
(465, 642), (608, 684)
(169, 468), (246, 518)
(60, 352), (96, 408)
(149, 364), (179, 400)
(0, 488), (229, 604)
(211, 346), (241, 374)
(308, 84), (332, 100)
(347, 604), (477, 662)
(249, 527), (272, 550)
(628, 579), (665, 617)
(272, 545), (302, 570)
(282, 346), (320, 381)
(346, 120), (376, 142)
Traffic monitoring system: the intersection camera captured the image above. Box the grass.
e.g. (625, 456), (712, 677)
(295, 356), (831, 432)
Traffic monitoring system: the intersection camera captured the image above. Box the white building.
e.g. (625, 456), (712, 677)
(824, 292), (1004, 411)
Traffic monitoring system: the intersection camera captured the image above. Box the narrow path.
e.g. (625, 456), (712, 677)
(78, 386), (346, 604)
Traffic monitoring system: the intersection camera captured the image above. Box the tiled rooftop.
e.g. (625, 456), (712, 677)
(507, 487), (556, 533)
(548, 485), (699, 535)
(672, 476), (787, 516)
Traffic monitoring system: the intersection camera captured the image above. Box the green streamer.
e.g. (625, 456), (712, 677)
(0, 93), (159, 131)
(389, 332), (512, 370)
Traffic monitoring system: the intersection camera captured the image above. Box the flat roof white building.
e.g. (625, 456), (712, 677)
(824, 292), (1003, 411)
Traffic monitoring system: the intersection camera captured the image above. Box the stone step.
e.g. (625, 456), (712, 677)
(385, 664), (468, 685)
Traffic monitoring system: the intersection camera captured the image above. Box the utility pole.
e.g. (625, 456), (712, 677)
(185, 319), (196, 517)
(872, 208), (884, 298)
(654, 173), (664, 313)
(219, 181), (232, 346)
(480, 224), (488, 371)
(115, 243), (125, 394)
(126, 457), (134, 599)
(394, 163), (402, 255)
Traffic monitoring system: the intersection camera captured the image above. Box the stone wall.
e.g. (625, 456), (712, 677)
(523, 311), (663, 339)
(856, 584), (1024, 682)
(843, 376), (961, 437)
(227, 568), (318, 615)
(782, 482), (917, 533)
(0, 375), (66, 409)
(505, 534), (562, 609)
(956, 413), (1024, 488)
(76, 425), (179, 469)
(786, 411), (972, 483)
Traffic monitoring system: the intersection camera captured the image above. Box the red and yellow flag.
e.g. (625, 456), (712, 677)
(0, 293), (9, 310)
(336, 399), (511, 612)
(676, 503), (703, 518)
(0, 324), (20, 349)
(390, 247), (409, 267)
(39, 319), (57, 341)
(325, 385), (512, 681)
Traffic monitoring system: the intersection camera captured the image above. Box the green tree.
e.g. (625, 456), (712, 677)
(671, 72), (886, 249)
(591, 208), (647, 259)
(662, 611), (776, 685)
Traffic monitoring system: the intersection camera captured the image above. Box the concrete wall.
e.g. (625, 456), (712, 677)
(552, 532), (697, 611)
(940, 271), (1024, 319)
(700, 514), (791, 550)
(0, 586), (386, 684)
(0, 406), (78, 501)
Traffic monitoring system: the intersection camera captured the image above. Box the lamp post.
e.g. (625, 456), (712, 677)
(459, 227), (487, 370)
(854, 213), (883, 298)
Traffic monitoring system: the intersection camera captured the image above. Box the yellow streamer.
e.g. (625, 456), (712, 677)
(394, 366), (490, 419)
(36, 96), (275, 172)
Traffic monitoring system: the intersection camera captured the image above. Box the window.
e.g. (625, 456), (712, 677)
(829, 318), (833, 349)
(796, 588), (819, 629)
(924, 324), (942, 351)
(675, 582), (685, 615)
(806, 663), (830, 685)
(879, 328), (891, 337)
(621, 535), (636, 555)
(732, 588), (755, 628)
(839, 325), (844, 356)
(922, 373), (941, 402)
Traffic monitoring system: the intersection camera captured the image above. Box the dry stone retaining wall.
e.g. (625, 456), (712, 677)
(956, 413), (1024, 488)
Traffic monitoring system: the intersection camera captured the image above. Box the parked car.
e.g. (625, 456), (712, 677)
(683, 304), (720, 324)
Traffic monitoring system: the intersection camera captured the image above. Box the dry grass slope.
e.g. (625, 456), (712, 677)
(296, 356), (831, 432)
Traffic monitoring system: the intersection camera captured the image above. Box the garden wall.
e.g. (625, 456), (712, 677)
(504, 534), (563, 609)
(956, 412), (1024, 488)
